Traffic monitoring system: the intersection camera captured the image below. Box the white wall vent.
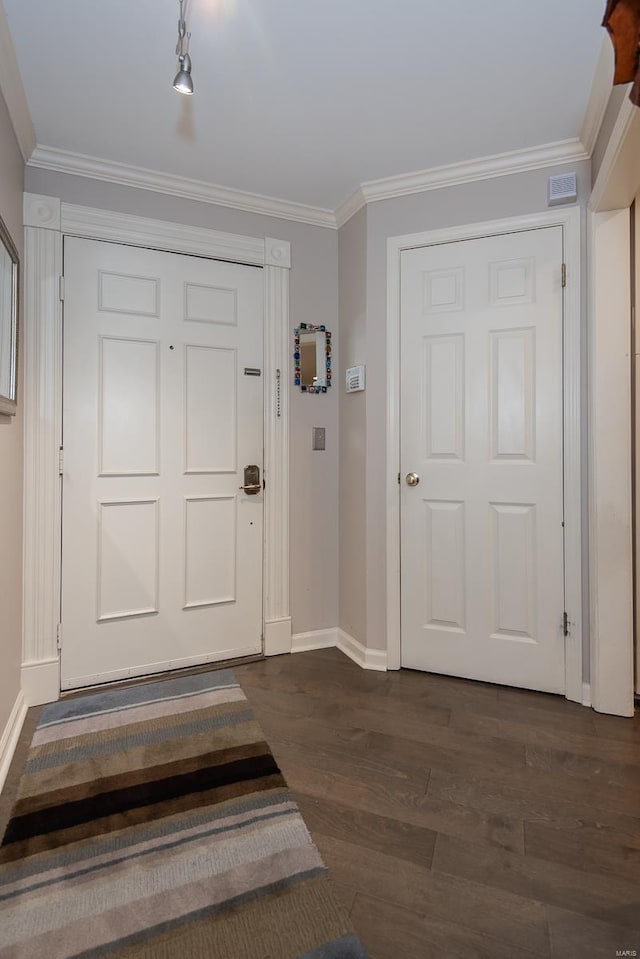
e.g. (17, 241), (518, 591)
(548, 172), (577, 206)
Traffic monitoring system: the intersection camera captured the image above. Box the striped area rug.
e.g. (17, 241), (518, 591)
(0, 670), (369, 958)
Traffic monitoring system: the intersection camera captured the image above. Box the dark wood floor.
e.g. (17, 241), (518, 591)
(235, 649), (640, 959)
(2, 648), (639, 958)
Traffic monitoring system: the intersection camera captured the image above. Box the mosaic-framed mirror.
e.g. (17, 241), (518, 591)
(294, 324), (332, 393)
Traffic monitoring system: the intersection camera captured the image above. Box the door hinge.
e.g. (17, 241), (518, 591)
(561, 263), (567, 288)
(398, 472), (401, 485)
(58, 447), (64, 475)
(59, 275), (65, 301)
(563, 611), (569, 638)
(56, 623), (62, 651)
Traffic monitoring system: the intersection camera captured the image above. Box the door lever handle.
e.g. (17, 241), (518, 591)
(239, 483), (261, 494)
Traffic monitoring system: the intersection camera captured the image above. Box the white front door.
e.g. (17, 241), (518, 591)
(400, 227), (565, 693)
(61, 237), (264, 690)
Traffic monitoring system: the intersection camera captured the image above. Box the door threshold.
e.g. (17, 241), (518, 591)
(60, 653), (265, 700)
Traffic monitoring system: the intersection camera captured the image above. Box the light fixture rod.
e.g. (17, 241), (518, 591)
(176, 0), (190, 56)
(173, 0), (194, 95)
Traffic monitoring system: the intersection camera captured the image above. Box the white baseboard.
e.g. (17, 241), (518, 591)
(0, 690), (28, 794)
(337, 629), (388, 671)
(290, 626), (388, 671)
(264, 618), (292, 657)
(21, 658), (59, 706)
(291, 628), (339, 653)
(582, 682), (592, 708)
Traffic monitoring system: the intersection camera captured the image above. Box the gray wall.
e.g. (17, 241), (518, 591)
(25, 167), (339, 637)
(0, 89), (24, 734)
(342, 160), (592, 661)
(338, 206), (367, 643)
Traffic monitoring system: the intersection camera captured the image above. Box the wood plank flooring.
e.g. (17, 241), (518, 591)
(235, 649), (640, 959)
(1, 648), (639, 958)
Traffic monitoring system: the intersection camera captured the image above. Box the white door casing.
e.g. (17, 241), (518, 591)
(387, 208), (583, 703)
(635, 190), (640, 697)
(400, 227), (565, 693)
(61, 238), (264, 688)
(22, 193), (291, 706)
(588, 208), (634, 716)
(587, 92), (639, 717)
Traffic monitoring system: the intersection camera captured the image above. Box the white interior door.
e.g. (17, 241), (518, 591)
(400, 227), (566, 693)
(61, 237), (264, 689)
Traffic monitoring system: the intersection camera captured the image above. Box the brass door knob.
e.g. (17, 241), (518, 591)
(406, 472), (420, 487)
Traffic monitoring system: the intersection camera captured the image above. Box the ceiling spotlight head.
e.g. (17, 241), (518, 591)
(173, 0), (194, 95)
(173, 54), (194, 95)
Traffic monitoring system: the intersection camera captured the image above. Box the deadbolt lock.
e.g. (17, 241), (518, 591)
(240, 465), (261, 494)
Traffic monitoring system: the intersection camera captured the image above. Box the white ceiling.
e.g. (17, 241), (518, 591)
(4, 0), (607, 212)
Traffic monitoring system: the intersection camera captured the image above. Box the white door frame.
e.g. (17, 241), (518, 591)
(21, 192), (292, 706)
(587, 95), (640, 718)
(386, 207), (584, 704)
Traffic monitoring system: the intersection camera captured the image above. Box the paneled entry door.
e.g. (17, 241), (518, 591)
(61, 237), (264, 690)
(400, 227), (566, 693)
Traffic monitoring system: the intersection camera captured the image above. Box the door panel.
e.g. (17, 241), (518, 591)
(61, 238), (264, 689)
(400, 227), (565, 693)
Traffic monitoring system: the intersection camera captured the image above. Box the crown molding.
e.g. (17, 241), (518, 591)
(335, 186), (366, 229)
(357, 138), (589, 208)
(30, 136), (593, 234)
(28, 145), (337, 230)
(580, 37), (614, 156)
(0, 0), (36, 161)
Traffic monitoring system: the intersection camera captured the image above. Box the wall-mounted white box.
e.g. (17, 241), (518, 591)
(548, 172), (577, 206)
(346, 365), (365, 392)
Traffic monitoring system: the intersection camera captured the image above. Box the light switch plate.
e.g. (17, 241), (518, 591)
(312, 427), (326, 451)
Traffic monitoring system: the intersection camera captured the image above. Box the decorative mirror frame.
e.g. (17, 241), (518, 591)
(293, 323), (332, 393)
(0, 213), (19, 416)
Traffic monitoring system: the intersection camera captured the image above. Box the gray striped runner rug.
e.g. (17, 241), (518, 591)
(0, 669), (369, 958)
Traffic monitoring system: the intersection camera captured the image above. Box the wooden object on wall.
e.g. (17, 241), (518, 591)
(603, 0), (640, 105)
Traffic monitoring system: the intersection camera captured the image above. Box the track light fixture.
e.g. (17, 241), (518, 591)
(173, 0), (194, 95)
